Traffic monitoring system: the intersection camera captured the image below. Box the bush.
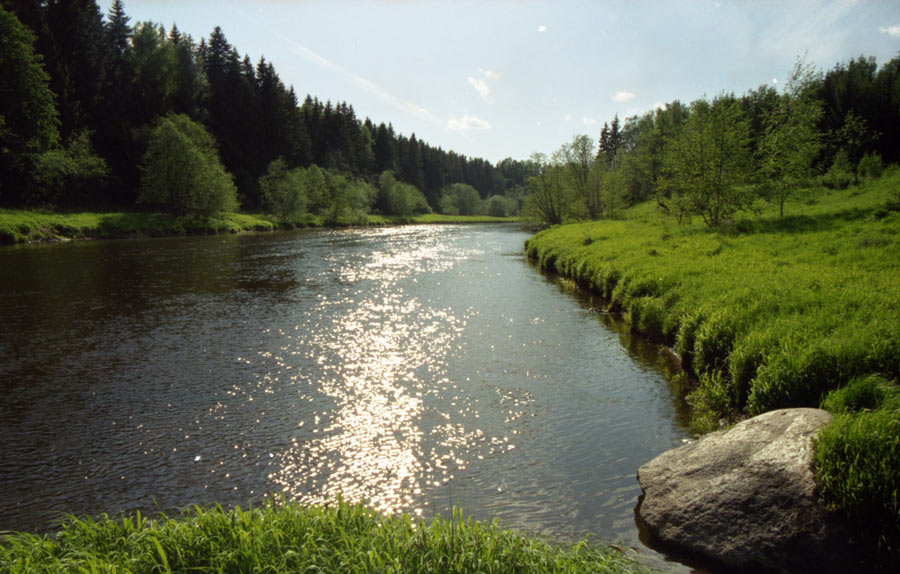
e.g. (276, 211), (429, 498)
(857, 151), (883, 180)
(440, 183), (483, 216)
(377, 171), (431, 217)
(139, 114), (238, 218)
(259, 158), (306, 222)
(28, 131), (109, 206)
(822, 150), (854, 189)
(487, 194), (517, 217)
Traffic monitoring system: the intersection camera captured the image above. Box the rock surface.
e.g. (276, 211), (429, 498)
(637, 408), (859, 573)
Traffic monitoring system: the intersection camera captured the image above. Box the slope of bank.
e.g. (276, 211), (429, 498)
(525, 176), (900, 563)
(0, 209), (517, 244)
(0, 500), (652, 574)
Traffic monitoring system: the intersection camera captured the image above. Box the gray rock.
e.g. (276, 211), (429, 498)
(637, 408), (860, 573)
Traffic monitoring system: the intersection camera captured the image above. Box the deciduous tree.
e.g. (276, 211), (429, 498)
(660, 95), (752, 226)
(139, 114), (237, 217)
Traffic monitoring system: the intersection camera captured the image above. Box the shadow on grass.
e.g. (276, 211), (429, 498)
(731, 206), (877, 236)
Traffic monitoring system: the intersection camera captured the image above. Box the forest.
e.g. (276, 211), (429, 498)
(1, 0), (898, 227)
(0, 0), (527, 223)
(525, 54), (900, 227)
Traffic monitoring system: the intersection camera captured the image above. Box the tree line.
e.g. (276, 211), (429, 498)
(0, 0), (529, 220)
(523, 54), (900, 226)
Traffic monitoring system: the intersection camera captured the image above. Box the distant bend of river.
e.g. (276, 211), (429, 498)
(0, 224), (690, 567)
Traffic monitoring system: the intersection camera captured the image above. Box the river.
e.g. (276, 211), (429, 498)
(0, 224), (692, 569)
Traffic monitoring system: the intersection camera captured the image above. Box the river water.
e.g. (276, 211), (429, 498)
(0, 224), (692, 569)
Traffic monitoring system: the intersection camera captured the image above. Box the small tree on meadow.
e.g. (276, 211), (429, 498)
(758, 58), (823, 217)
(660, 94), (752, 226)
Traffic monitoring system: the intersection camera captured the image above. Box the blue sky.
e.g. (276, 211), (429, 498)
(115, 1), (900, 164)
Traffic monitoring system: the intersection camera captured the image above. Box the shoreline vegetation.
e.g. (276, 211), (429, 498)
(0, 500), (653, 574)
(525, 174), (900, 565)
(0, 209), (519, 245)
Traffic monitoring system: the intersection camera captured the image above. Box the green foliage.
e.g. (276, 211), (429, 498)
(659, 94), (753, 226)
(757, 58), (823, 217)
(29, 131), (109, 206)
(0, 4), (60, 203)
(816, 377), (900, 564)
(487, 194), (517, 217)
(522, 152), (577, 226)
(0, 500), (651, 574)
(259, 158), (307, 222)
(822, 150), (854, 189)
(440, 182), (483, 215)
(857, 151), (884, 180)
(377, 170), (431, 217)
(130, 21), (178, 123)
(139, 114), (238, 218)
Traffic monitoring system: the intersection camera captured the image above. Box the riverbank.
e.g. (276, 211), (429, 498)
(0, 500), (652, 574)
(525, 175), (900, 564)
(0, 209), (518, 245)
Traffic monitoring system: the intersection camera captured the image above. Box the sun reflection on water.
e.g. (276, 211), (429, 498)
(268, 227), (484, 514)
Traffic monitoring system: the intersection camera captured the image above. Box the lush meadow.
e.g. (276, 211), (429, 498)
(0, 500), (651, 574)
(525, 173), (900, 560)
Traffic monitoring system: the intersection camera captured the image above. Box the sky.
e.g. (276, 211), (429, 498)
(114, 0), (900, 164)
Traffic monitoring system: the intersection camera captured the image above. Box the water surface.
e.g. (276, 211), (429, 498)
(0, 225), (690, 568)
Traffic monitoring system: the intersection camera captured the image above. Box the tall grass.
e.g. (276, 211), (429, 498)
(816, 375), (900, 564)
(0, 500), (652, 574)
(524, 174), (900, 563)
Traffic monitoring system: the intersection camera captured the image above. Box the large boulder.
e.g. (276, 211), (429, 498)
(637, 408), (860, 573)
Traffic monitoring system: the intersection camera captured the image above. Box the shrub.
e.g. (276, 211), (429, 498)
(139, 114), (238, 218)
(259, 158), (306, 222)
(822, 150), (854, 190)
(857, 151), (883, 180)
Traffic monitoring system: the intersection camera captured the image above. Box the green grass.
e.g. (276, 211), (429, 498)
(0, 210), (519, 244)
(524, 173), (900, 564)
(0, 500), (652, 574)
(409, 213), (520, 224)
(525, 176), (900, 426)
(0, 209), (277, 244)
(816, 375), (900, 563)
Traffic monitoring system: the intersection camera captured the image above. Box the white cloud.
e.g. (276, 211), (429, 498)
(582, 117), (598, 125)
(478, 67), (501, 80)
(564, 114), (573, 122)
(879, 25), (900, 38)
(468, 76), (492, 101)
(611, 91), (636, 103)
(448, 114), (492, 131)
(278, 34), (445, 128)
(538, 25), (547, 32)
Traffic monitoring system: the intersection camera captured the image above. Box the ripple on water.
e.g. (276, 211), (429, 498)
(0, 226), (689, 572)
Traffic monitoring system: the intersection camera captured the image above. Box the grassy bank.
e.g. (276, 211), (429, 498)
(524, 175), (900, 560)
(0, 500), (651, 574)
(0, 209), (520, 244)
(0, 209), (279, 244)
